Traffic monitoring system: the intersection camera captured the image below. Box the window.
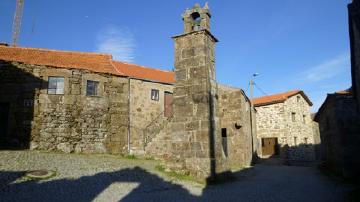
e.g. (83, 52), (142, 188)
(303, 115), (306, 124)
(48, 77), (64, 94)
(291, 112), (296, 122)
(151, 89), (159, 101)
(294, 137), (297, 146)
(86, 80), (99, 96)
(221, 128), (228, 157)
(23, 99), (33, 107)
(304, 137), (308, 144)
(297, 96), (300, 102)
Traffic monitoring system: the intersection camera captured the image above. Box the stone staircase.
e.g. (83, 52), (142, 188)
(143, 116), (172, 159)
(140, 110), (172, 159)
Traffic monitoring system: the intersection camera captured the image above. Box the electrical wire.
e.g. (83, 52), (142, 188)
(253, 82), (268, 96)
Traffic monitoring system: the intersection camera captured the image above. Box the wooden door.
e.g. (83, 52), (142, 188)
(0, 103), (10, 147)
(262, 138), (278, 156)
(164, 92), (173, 118)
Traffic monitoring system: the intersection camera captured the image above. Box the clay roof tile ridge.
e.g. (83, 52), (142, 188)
(109, 58), (125, 76)
(8, 46), (112, 56)
(114, 60), (174, 73)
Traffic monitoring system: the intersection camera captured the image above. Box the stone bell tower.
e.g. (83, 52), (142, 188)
(168, 3), (230, 181)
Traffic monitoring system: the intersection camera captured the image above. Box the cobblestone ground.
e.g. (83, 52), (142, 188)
(0, 151), (352, 202)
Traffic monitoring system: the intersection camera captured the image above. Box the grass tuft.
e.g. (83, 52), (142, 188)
(124, 154), (137, 160)
(145, 156), (155, 160)
(155, 164), (199, 183)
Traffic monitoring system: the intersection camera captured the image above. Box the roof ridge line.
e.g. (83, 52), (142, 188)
(254, 89), (301, 99)
(3, 46), (112, 56)
(109, 58), (125, 76)
(113, 60), (174, 73)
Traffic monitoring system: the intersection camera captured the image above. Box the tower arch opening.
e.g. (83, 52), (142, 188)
(191, 12), (201, 31)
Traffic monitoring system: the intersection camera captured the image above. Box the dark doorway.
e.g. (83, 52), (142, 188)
(164, 92), (173, 118)
(221, 128), (228, 157)
(0, 103), (10, 147)
(261, 138), (278, 156)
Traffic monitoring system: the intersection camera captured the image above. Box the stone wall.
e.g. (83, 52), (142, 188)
(316, 93), (360, 180)
(218, 84), (253, 169)
(256, 102), (286, 138)
(283, 95), (316, 162)
(349, 0), (360, 110)
(129, 78), (173, 155)
(312, 120), (321, 160)
(255, 102), (286, 157)
(0, 61), (129, 154)
(284, 95), (314, 145)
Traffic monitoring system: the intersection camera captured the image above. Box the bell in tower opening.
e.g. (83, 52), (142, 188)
(183, 2), (211, 33)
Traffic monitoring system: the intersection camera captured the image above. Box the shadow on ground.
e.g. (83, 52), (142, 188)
(0, 164), (352, 202)
(0, 167), (197, 202)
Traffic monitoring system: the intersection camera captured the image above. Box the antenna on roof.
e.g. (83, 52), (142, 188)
(12, 0), (25, 47)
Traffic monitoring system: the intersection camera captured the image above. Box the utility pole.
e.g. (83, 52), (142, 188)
(12, 0), (25, 46)
(250, 73), (259, 105)
(250, 79), (253, 106)
(249, 73), (259, 164)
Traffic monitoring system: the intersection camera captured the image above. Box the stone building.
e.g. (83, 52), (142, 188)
(314, 89), (360, 179)
(314, 0), (360, 181)
(0, 45), (177, 154)
(0, 3), (256, 182)
(253, 90), (318, 163)
(0, 46), (129, 153)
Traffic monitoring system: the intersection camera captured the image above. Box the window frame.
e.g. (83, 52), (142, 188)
(47, 76), (65, 95)
(303, 115), (306, 124)
(86, 80), (100, 96)
(221, 128), (228, 157)
(151, 89), (160, 101)
(291, 112), (296, 122)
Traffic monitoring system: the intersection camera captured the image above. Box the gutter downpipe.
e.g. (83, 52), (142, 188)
(127, 78), (131, 154)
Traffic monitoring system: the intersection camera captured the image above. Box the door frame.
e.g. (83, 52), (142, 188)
(261, 137), (279, 156)
(164, 91), (173, 118)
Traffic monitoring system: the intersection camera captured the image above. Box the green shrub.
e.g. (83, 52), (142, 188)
(124, 154), (137, 160)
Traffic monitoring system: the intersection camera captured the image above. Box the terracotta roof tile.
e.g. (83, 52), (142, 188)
(335, 87), (352, 95)
(113, 61), (175, 84)
(0, 46), (123, 76)
(253, 90), (313, 107)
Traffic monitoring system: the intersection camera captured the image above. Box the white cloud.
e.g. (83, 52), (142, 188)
(96, 26), (135, 63)
(301, 53), (350, 82)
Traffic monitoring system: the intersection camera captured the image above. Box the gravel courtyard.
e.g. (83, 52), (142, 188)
(0, 151), (353, 202)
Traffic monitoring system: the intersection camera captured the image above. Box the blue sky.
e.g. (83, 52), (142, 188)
(0, 0), (353, 111)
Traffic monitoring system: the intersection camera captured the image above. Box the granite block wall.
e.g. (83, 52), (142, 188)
(0, 61), (129, 154)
